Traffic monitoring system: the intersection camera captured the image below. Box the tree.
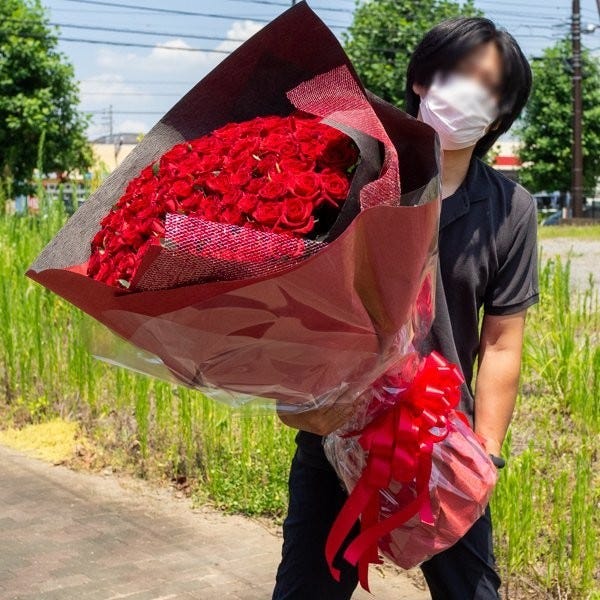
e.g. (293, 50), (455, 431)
(517, 39), (600, 196)
(0, 0), (92, 196)
(343, 0), (482, 110)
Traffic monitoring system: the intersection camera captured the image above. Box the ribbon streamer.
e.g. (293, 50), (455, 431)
(324, 351), (466, 592)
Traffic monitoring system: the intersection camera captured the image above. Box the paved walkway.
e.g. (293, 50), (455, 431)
(0, 444), (429, 600)
(538, 237), (600, 291)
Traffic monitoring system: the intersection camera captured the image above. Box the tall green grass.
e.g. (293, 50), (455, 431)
(490, 249), (599, 598)
(537, 224), (600, 240)
(0, 198), (296, 515)
(0, 199), (598, 596)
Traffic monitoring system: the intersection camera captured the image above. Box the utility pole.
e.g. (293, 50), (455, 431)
(571, 0), (584, 218)
(101, 104), (114, 145)
(109, 104), (114, 146)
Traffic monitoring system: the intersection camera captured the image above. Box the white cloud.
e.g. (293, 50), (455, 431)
(80, 73), (151, 105)
(87, 122), (108, 140)
(95, 20), (263, 75)
(218, 20), (264, 52)
(116, 119), (149, 135)
(83, 20), (264, 138)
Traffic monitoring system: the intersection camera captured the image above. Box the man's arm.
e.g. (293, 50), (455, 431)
(473, 308), (528, 457)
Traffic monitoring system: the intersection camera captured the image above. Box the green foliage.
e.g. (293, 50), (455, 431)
(0, 0), (92, 194)
(517, 39), (600, 195)
(491, 254), (599, 597)
(343, 0), (482, 109)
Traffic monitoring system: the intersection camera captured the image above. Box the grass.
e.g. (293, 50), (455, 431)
(537, 224), (600, 240)
(0, 199), (598, 597)
(0, 416), (87, 464)
(490, 251), (599, 598)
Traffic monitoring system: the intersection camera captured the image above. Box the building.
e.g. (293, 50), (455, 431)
(490, 139), (522, 181)
(91, 132), (141, 172)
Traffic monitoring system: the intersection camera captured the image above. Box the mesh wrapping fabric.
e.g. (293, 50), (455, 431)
(134, 215), (327, 291)
(287, 65), (400, 210)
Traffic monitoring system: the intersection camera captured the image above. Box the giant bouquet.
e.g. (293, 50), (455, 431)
(26, 3), (497, 592)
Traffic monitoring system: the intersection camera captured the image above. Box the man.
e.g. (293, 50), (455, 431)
(273, 16), (539, 600)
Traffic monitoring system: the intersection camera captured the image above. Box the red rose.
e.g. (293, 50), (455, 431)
(205, 173), (232, 194)
(180, 192), (205, 212)
(171, 180), (192, 197)
(293, 172), (321, 201)
(231, 137), (261, 158)
(259, 179), (287, 201)
(238, 193), (259, 213)
(279, 157), (315, 173)
(88, 113), (359, 288)
(244, 178), (265, 194)
(162, 143), (190, 161)
(253, 154), (279, 177)
(230, 169), (253, 187)
(320, 172), (350, 203)
(253, 200), (282, 226)
(280, 198), (313, 229)
(200, 198), (222, 221)
(321, 138), (359, 168)
(221, 205), (244, 225)
(196, 154), (222, 173)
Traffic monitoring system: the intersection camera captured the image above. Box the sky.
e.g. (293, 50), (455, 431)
(40, 0), (600, 141)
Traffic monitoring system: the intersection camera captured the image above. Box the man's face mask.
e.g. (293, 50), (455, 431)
(418, 71), (499, 151)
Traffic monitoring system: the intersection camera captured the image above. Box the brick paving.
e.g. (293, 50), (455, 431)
(0, 444), (429, 600)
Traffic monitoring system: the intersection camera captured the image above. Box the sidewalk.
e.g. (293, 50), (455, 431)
(0, 444), (429, 600)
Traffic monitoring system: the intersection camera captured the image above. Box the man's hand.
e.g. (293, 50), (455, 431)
(474, 308), (528, 456)
(276, 388), (359, 436)
(481, 436), (503, 458)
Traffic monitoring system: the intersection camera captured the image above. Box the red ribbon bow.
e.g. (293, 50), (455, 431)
(324, 351), (467, 593)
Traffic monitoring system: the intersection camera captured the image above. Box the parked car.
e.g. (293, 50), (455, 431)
(541, 210), (562, 226)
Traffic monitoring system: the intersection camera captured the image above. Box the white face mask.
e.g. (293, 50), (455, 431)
(418, 72), (499, 150)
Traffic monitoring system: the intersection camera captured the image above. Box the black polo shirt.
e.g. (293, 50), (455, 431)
(296, 155), (540, 468)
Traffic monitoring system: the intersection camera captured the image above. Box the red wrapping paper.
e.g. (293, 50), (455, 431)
(25, 3), (441, 412)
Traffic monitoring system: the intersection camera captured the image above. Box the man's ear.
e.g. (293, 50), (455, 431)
(486, 119), (501, 134)
(412, 82), (426, 96)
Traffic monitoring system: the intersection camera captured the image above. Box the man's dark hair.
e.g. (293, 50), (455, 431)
(405, 17), (532, 158)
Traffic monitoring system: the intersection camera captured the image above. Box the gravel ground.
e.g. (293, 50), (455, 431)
(538, 237), (599, 291)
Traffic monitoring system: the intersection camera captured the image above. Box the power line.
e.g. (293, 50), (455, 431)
(221, 0), (354, 14)
(56, 0), (350, 29)
(5, 13), (570, 45)
(84, 110), (164, 114)
(0, 29), (235, 53)
(60, 0), (273, 22)
(46, 21), (252, 44)
(81, 78), (192, 84)
(48, 0), (595, 34)
(50, 18), (563, 36)
(4, 26), (567, 59)
(81, 91), (181, 96)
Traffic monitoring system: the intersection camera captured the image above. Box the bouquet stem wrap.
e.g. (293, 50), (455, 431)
(323, 351), (499, 592)
(325, 351), (466, 591)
